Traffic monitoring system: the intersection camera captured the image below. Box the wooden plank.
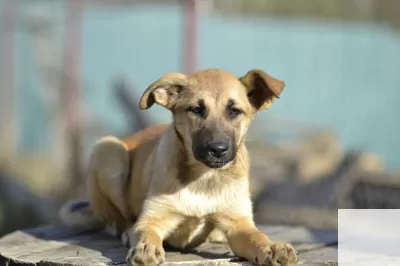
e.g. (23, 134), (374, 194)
(0, 225), (337, 266)
(298, 246), (338, 266)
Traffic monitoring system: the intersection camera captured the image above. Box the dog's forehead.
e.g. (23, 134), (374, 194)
(189, 69), (245, 94)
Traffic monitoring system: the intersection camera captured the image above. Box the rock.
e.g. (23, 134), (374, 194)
(0, 224), (338, 266)
(253, 150), (388, 229)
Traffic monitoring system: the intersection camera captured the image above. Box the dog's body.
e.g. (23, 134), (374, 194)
(59, 69), (298, 266)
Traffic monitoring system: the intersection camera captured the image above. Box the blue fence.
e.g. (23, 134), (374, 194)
(2, 3), (400, 169)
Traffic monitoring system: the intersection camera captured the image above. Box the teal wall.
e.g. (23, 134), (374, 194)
(3, 3), (400, 169)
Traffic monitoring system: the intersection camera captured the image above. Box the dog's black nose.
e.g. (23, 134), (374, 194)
(207, 141), (228, 158)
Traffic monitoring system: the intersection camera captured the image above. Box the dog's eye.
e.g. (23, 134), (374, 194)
(187, 106), (204, 116)
(228, 107), (243, 118)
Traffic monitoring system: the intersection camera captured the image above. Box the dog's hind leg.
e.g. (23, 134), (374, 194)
(87, 136), (132, 235)
(207, 229), (227, 243)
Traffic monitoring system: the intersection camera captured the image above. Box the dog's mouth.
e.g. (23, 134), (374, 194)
(192, 148), (235, 169)
(204, 160), (230, 169)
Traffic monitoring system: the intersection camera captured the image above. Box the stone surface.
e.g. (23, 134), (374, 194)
(0, 224), (337, 266)
(253, 150), (391, 230)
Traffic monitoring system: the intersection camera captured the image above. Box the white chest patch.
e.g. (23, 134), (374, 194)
(174, 188), (233, 217)
(168, 177), (251, 217)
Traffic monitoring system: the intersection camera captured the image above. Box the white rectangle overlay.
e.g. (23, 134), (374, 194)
(339, 209), (400, 266)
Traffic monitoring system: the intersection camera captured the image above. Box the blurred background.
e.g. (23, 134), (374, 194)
(1, 0), (400, 236)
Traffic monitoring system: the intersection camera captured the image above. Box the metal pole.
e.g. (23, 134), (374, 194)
(183, 0), (198, 74)
(64, 0), (84, 188)
(1, 0), (17, 129)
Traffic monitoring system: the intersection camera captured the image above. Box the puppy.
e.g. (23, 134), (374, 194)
(59, 68), (298, 266)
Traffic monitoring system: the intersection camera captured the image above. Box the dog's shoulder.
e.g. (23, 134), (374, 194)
(123, 124), (170, 152)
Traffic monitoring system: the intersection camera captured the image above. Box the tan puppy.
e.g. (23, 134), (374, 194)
(59, 68), (298, 266)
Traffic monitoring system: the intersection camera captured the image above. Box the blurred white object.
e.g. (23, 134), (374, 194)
(339, 209), (400, 265)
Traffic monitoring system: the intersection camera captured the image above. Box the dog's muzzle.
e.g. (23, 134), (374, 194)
(193, 138), (235, 169)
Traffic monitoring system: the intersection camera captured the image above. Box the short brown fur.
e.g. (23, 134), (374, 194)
(60, 68), (297, 266)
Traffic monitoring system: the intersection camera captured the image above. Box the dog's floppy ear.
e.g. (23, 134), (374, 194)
(240, 69), (285, 112)
(139, 73), (189, 110)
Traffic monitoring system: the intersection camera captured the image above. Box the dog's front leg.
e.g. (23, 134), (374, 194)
(125, 204), (183, 266)
(216, 215), (298, 266)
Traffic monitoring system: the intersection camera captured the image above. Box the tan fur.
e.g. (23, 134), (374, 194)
(59, 68), (297, 266)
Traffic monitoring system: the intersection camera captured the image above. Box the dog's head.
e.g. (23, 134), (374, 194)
(139, 69), (285, 169)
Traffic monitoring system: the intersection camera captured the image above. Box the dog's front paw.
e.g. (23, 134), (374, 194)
(270, 242), (297, 266)
(253, 242), (297, 266)
(126, 240), (165, 266)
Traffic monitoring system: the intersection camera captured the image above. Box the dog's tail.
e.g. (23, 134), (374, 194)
(58, 199), (105, 230)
